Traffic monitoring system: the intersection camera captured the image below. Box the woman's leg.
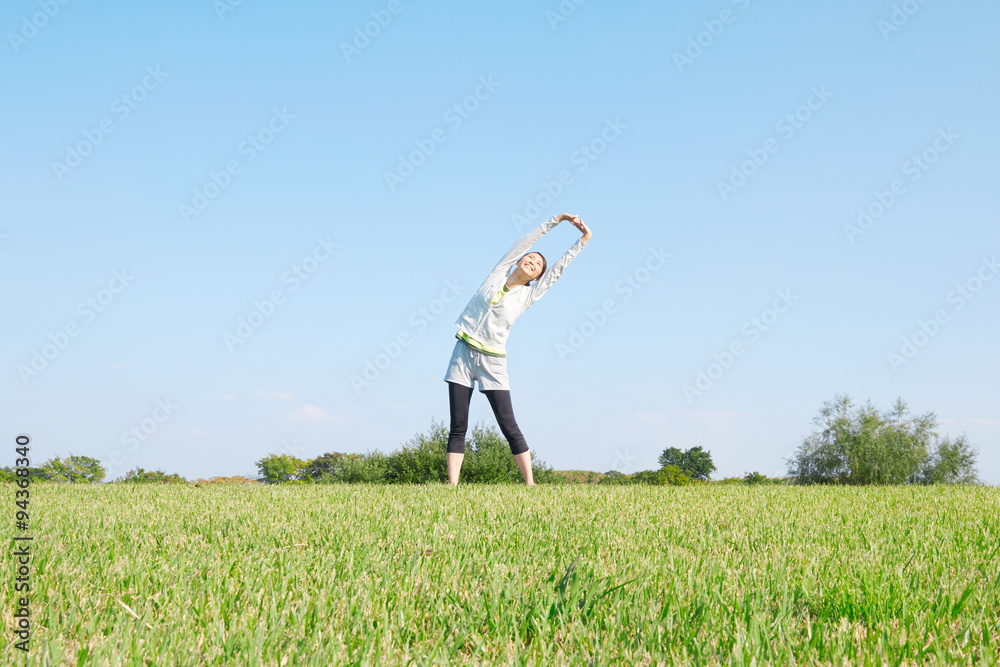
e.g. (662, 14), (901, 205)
(483, 389), (534, 486)
(446, 381), (473, 485)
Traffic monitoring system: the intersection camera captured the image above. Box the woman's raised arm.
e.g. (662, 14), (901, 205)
(485, 214), (562, 280)
(526, 215), (592, 304)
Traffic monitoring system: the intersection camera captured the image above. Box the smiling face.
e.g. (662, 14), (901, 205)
(518, 252), (546, 282)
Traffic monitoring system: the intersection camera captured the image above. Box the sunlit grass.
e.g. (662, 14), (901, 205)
(3, 483), (998, 665)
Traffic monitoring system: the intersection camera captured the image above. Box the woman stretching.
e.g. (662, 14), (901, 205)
(443, 212), (592, 486)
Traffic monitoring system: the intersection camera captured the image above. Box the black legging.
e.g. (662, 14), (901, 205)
(446, 381), (529, 455)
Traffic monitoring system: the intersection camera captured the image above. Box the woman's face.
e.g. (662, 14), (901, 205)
(519, 253), (544, 280)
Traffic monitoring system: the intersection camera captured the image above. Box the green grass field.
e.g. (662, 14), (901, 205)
(4, 483), (998, 665)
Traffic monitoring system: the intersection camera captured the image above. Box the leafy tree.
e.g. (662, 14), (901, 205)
(919, 434), (979, 484)
(256, 454), (308, 484)
(658, 446), (716, 481)
(117, 467), (185, 483)
(302, 452), (351, 479)
(658, 447), (683, 470)
(787, 394), (979, 485)
(743, 471), (768, 485)
(37, 455), (106, 483)
(681, 447), (716, 481)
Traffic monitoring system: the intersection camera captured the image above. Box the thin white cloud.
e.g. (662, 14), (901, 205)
(692, 410), (738, 422)
(220, 394), (237, 401)
(285, 404), (335, 423)
(254, 391), (295, 401)
(185, 428), (205, 436)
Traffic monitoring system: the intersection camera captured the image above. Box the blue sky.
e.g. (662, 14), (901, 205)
(2, 0), (997, 484)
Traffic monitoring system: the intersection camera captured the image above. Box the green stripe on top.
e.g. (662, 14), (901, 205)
(456, 330), (506, 357)
(490, 284), (510, 307)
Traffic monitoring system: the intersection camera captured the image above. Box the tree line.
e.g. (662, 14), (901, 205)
(1, 395), (980, 486)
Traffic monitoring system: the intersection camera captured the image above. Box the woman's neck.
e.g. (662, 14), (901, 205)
(506, 273), (529, 289)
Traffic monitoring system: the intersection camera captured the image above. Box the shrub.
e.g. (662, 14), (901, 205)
(192, 476), (259, 485)
(118, 467), (185, 483)
(348, 452), (390, 483)
(659, 464), (692, 485)
(460, 423), (525, 483)
(598, 470), (633, 486)
(529, 457), (558, 484)
(278, 419), (557, 485)
(547, 470), (606, 484)
(640, 464), (691, 486)
(604, 465), (691, 486)
(384, 420), (449, 484)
